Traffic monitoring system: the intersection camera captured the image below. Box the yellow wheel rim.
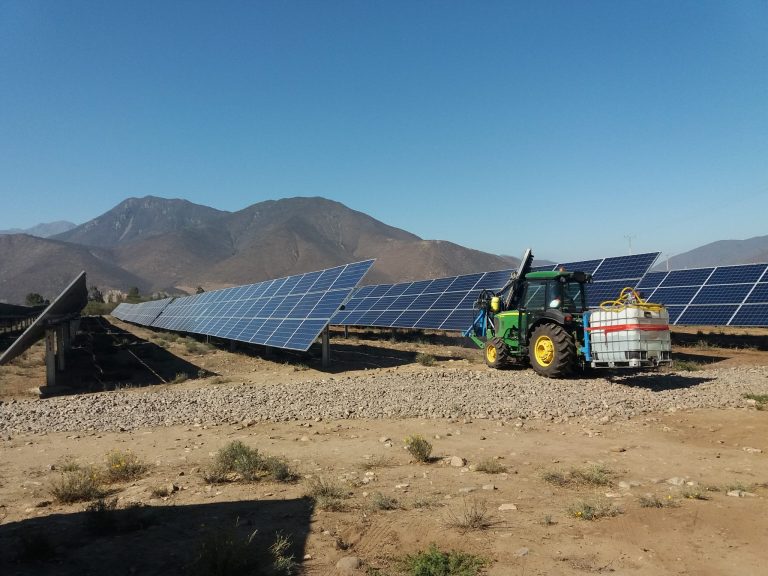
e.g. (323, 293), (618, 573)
(534, 335), (554, 366)
(486, 343), (497, 363)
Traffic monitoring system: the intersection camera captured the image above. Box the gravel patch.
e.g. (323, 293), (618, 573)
(1, 366), (767, 434)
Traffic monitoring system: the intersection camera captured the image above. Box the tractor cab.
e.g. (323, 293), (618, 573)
(519, 270), (591, 316)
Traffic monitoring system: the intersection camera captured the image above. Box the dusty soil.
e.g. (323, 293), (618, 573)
(1, 320), (767, 575)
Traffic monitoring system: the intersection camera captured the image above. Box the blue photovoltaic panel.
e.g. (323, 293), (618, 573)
(150, 260), (374, 351)
(636, 271), (669, 290)
(746, 283), (768, 304)
(333, 253), (660, 331)
(659, 268), (714, 287)
(731, 304), (768, 326)
(588, 252), (660, 281)
(643, 263), (768, 326)
(677, 305), (739, 326)
(112, 298), (174, 326)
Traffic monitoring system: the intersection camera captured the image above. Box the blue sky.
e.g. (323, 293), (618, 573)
(1, 0), (766, 262)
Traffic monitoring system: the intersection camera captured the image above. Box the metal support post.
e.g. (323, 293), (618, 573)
(344, 326), (349, 339)
(45, 328), (57, 388)
(56, 323), (70, 371)
(321, 325), (330, 370)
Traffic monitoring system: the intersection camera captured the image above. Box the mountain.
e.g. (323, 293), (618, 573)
(0, 234), (150, 304)
(53, 196), (228, 247)
(0, 220), (76, 238)
(656, 235), (768, 270)
(2, 196), (516, 303)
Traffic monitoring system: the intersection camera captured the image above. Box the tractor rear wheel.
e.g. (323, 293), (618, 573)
(528, 323), (575, 378)
(485, 337), (509, 369)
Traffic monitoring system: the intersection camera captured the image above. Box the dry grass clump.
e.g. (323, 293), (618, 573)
(639, 494), (679, 508)
(681, 488), (711, 501)
(445, 498), (493, 532)
(475, 458), (507, 474)
(415, 352), (436, 366)
(371, 492), (400, 511)
(398, 544), (487, 576)
(188, 526), (297, 576)
(204, 441), (297, 484)
(50, 467), (105, 503)
(104, 450), (149, 483)
(359, 455), (394, 471)
(542, 464), (614, 487)
(405, 434), (433, 463)
(568, 498), (621, 520)
(306, 476), (349, 511)
(744, 393), (768, 410)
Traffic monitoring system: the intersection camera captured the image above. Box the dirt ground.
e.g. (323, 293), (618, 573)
(1, 322), (767, 575)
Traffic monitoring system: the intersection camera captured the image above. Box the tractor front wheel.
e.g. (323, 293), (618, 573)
(485, 338), (509, 369)
(528, 323), (576, 378)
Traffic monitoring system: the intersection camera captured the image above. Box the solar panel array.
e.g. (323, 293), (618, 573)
(0, 271), (88, 366)
(332, 253), (660, 331)
(637, 263), (768, 326)
(112, 298), (173, 326)
(113, 261), (374, 351)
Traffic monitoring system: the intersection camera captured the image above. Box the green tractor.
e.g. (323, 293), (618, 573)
(465, 249), (593, 378)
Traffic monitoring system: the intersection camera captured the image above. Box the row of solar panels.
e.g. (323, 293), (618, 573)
(112, 254), (768, 352)
(331, 252), (660, 330)
(637, 263), (768, 326)
(112, 260), (375, 351)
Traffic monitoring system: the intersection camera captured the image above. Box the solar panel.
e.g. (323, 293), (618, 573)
(151, 260), (374, 351)
(0, 271), (88, 365)
(333, 253), (660, 331)
(111, 298), (174, 325)
(643, 263), (768, 326)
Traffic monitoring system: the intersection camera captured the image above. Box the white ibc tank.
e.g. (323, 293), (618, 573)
(588, 306), (671, 368)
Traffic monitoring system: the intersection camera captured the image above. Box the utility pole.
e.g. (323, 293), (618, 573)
(624, 234), (636, 255)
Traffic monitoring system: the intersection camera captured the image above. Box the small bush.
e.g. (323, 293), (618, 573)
(405, 435), (433, 463)
(359, 455), (394, 470)
(681, 488), (710, 501)
(638, 494), (678, 508)
(205, 441), (297, 484)
(400, 543), (487, 576)
(151, 485), (172, 498)
(568, 499), (621, 521)
(371, 492), (400, 511)
(675, 360), (702, 372)
(205, 441), (265, 483)
(50, 467), (104, 503)
(446, 498), (492, 532)
(570, 464), (613, 486)
(188, 527), (257, 576)
(541, 470), (569, 486)
(306, 476), (348, 511)
(542, 464), (613, 487)
(412, 497), (444, 509)
(475, 458), (507, 474)
(745, 393), (768, 410)
(172, 372), (189, 384)
(264, 456), (299, 483)
(416, 352), (436, 367)
(85, 497), (119, 533)
(269, 533), (298, 575)
(104, 450), (149, 483)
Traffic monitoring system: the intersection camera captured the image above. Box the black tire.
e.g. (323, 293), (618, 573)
(528, 323), (575, 378)
(485, 337), (509, 369)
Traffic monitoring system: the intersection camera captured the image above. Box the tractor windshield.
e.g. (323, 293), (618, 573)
(561, 281), (586, 312)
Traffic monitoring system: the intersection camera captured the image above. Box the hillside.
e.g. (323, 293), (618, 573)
(0, 235), (150, 304)
(53, 196), (229, 248)
(0, 221), (76, 238)
(658, 235), (768, 270)
(1, 196), (517, 302)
